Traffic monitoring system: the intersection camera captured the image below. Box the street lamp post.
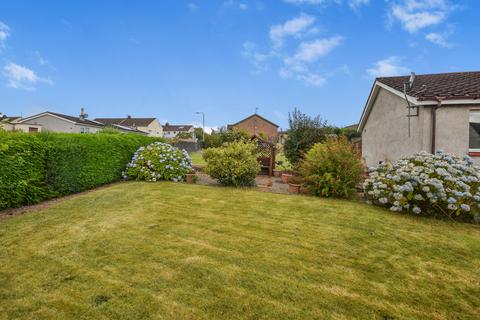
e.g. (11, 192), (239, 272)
(195, 111), (205, 141)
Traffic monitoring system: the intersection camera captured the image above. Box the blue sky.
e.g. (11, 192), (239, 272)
(1, 0), (479, 130)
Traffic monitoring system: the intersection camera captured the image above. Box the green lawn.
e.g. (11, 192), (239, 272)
(189, 151), (206, 166)
(1, 182), (479, 319)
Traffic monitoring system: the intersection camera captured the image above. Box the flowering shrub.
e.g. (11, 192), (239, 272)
(364, 151), (480, 222)
(124, 142), (192, 182)
(299, 137), (364, 198)
(203, 141), (260, 187)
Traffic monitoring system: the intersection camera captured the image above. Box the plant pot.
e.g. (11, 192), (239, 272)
(273, 170), (282, 177)
(288, 183), (301, 194)
(300, 186), (310, 195)
(281, 173), (292, 184)
(185, 173), (197, 184)
(257, 185), (271, 192)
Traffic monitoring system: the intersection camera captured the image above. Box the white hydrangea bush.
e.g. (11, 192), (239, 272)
(363, 151), (480, 222)
(124, 142), (192, 182)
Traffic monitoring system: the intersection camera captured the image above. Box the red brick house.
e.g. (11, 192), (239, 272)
(228, 114), (279, 142)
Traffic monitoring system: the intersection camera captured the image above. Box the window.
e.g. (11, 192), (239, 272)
(469, 111), (480, 151)
(80, 127), (90, 134)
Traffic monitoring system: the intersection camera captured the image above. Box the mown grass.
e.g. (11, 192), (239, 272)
(189, 151), (206, 166)
(0, 182), (479, 319)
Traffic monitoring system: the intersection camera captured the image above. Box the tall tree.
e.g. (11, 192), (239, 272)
(284, 108), (329, 164)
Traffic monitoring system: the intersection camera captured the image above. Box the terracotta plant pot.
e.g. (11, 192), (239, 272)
(288, 183), (301, 194)
(273, 170), (282, 177)
(281, 173), (292, 184)
(257, 185), (271, 192)
(185, 173), (197, 184)
(300, 186), (310, 195)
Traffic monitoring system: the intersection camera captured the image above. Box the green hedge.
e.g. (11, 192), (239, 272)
(0, 131), (160, 210)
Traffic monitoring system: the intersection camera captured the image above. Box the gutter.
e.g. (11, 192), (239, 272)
(431, 97), (444, 154)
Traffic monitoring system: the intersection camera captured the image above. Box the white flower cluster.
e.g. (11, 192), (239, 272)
(123, 142), (192, 182)
(364, 151), (480, 221)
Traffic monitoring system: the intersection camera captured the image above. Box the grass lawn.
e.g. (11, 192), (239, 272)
(189, 151), (206, 166)
(1, 182), (479, 319)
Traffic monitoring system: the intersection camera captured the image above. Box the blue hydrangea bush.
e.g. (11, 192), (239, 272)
(124, 142), (192, 182)
(363, 151), (480, 222)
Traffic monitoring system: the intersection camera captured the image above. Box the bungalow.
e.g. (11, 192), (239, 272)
(10, 109), (146, 135)
(228, 113), (279, 143)
(358, 71), (480, 166)
(94, 116), (163, 137)
(162, 123), (195, 140)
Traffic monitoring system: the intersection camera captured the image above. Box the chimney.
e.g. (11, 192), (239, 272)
(79, 107), (88, 120)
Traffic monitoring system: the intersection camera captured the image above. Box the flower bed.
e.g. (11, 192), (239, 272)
(363, 151), (480, 222)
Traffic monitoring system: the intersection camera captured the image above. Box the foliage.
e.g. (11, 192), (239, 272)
(0, 132), (52, 209)
(275, 152), (292, 171)
(203, 141), (260, 187)
(194, 127), (204, 142)
(98, 127), (122, 134)
(332, 126), (361, 140)
(125, 142), (192, 182)
(300, 137), (364, 199)
(364, 151), (480, 222)
(203, 127), (250, 148)
(0, 131), (158, 209)
(284, 108), (331, 164)
(175, 132), (194, 140)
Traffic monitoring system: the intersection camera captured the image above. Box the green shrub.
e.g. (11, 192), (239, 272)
(124, 142), (192, 182)
(284, 108), (331, 164)
(364, 151), (480, 222)
(0, 132), (52, 208)
(300, 137), (364, 198)
(203, 141), (260, 187)
(0, 131), (159, 209)
(44, 133), (158, 194)
(203, 128), (250, 148)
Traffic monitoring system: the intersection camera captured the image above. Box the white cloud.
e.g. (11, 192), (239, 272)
(348, 0), (370, 10)
(241, 41), (273, 72)
(366, 56), (409, 78)
(3, 62), (53, 90)
(0, 21), (10, 48)
(388, 0), (452, 33)
(425, 31), (452, 47)
(291, 36), (343, 63)
(239, 3), (248, 10)
(269, 14), (315, 48)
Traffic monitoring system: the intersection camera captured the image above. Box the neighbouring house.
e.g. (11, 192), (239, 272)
(94, 115), (163, 137)
(0, 115), (41, 132)
(10, 109), (147, 135)
(358, 71), (480, 167)
(162, 123), (195, 140)
(3, 109), (103, 134)
(227, 113), (279, 143)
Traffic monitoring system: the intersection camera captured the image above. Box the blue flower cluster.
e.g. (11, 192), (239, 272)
(364, 151), (480, 222)
(123, 142), (192, 182)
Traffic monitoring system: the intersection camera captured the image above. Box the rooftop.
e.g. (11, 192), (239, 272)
(377, 71), (480, 101)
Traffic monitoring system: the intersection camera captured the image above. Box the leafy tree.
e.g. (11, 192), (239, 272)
(203, 127), (250, 148)
(175, 132), (193, 140)
(284, 108), (330, 164)
(194, 127), (204, 142)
